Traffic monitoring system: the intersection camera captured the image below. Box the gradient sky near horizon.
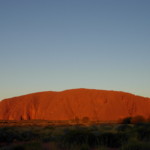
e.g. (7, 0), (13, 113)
(0, 0), (150, 100)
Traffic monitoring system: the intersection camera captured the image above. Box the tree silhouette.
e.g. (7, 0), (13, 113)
(131, 115), (146, 124)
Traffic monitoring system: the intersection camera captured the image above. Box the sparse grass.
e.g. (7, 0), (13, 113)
(0, 121), (149, 150)
(121, 141), (150, 150)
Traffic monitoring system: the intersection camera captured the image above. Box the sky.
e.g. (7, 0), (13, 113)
(0, 0), (150, 100)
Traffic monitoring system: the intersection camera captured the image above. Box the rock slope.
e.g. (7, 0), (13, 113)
(0, 89), (150, 121)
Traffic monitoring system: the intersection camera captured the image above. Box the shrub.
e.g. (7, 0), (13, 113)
(79, 144), (90, 150)
(96, 146), (108, 150)
(12, 145), (25, 150)
(131, 116), (146, 124)
(121, 117), (132, 124)
(59, 128), (98, 148)
(0, 127), (20, 143)
(136, 124), (150, 141)
(121, 141), (150, 150)
(23, 141), (42, 150)
(116, 124), (132, 132)
(98, 132), (129, 148)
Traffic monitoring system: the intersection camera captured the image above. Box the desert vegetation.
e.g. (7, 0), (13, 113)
(0, 119), (150, 150)
(120, 115), (147, 124)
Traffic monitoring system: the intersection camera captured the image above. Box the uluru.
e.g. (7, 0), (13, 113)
(0, 88), (150, 122)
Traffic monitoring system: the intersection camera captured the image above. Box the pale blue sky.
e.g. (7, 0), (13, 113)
(0, 0), (150, 100)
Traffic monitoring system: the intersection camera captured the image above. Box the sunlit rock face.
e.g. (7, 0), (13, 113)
(0, 89), (150, 121)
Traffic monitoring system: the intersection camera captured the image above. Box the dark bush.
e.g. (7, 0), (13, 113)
(117, 124), (133, 132)
(41, 135), (52, 142)
(20, 130), (38, 141)
(13, 145), (25, 150)
(121, 141), (150, 150)
(79, 144), (90, 150)
(121, 117), (132, 124)
(131, 116), (146, 124)
(135, 124), (150, 141)
(98, 132), (129, 148)
(0, 127), (40, 143)
(60, 128), (98, 148)
(0, 127), (20, 143)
